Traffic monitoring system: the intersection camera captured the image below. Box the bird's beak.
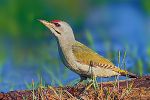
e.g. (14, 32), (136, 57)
(38, 19), (53, 29)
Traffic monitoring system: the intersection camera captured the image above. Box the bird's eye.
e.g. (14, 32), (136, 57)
(54, 23), (61, 27)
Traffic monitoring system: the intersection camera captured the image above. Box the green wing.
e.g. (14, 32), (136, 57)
(72, 41), (133, 76)
(72, 41), (115, 69)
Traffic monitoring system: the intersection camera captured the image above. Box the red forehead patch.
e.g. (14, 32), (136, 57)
(51, 20), (61, 23)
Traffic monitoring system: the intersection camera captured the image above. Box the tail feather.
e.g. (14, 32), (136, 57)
(126, 72), (138, 78)
(120, 70), (138, 78)
(115, 68), (138, 78)
(113, 67), (138, 78)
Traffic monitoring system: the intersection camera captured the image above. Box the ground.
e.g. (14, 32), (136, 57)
(0, 76), (150, 100)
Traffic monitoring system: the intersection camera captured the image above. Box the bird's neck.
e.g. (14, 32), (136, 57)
(57, 35), (76, 49)
(58, 38), (75, 49)
(56, 35), (75, 62)
(56, 35), (77, 70)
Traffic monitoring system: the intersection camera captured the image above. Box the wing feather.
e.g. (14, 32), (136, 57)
(72, 41), (136, 77)
(72, 42), (120, 71)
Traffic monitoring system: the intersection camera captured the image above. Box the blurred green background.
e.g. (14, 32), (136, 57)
(0, 0), (150, 91)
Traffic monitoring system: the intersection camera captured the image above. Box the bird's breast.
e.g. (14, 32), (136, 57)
(58, 44), (69, 67)
(57, 41), (79, 72)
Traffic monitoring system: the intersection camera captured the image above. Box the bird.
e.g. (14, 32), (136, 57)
(39, 19), (137, 84)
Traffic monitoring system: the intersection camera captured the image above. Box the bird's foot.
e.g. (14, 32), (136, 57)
(73, 79), (87, 87)
(73, 81), (83, 87)
(78, 76), (99, 97)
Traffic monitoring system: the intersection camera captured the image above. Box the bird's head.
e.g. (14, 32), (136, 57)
(39, 19), (75, 41)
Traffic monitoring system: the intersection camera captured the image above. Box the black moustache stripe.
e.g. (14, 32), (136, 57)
(52, 27), (61, 35)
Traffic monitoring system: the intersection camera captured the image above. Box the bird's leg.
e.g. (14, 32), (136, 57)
(79, 76), (87, 84)
(90, 61), (99, 90)
(78, 81), (93, 98)
(78, 61), (94, 89)
(86, 63), (92, 75)
(79, 61), (99, 90)
(74, 76), (87, 86)
(78, 61), (99, 96)
(75, 63), (93, 87)
(85, 61), (99, 90)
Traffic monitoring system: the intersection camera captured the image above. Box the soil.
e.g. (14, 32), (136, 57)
(0, 76), (150, 100)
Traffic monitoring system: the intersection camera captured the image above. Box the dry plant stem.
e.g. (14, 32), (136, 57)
(120, 81), (134, 99)
(32, 80), (36, 100)
(64, 90), (76, 99)
(117, 50), (121, 91)
(48, 86), (60, 99)
(0, 76), (149, 100)
(100, 77), (103, 92)
(117, 75), (120, 90)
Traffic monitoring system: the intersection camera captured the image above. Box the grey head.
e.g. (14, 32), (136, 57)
(39, 19), (75, 42)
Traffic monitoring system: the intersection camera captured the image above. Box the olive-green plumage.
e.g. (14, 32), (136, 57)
(72, 41), (114, 67)
(39, 19), (137, 79)
(72, 41), (131, 76)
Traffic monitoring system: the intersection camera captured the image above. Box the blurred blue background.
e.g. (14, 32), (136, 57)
(0, 0), (150, 92)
